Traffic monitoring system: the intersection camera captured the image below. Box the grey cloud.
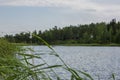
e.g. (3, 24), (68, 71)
(84, 9), (97, 12)
(90, 0), (120, 5)
(0, 0), (14, 3)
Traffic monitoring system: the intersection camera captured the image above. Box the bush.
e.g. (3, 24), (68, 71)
(0, 37), (94, 80)
(0, 39), (17, 57)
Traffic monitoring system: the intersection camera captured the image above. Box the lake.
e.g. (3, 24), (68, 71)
(28, 46), (120, 80)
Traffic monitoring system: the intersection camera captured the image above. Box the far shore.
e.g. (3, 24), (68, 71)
(12, 43), (120, 46)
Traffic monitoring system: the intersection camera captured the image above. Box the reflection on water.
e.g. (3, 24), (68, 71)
(28, 46), (120, 80)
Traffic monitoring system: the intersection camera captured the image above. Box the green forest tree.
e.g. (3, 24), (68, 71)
(4, 19), (120, 45)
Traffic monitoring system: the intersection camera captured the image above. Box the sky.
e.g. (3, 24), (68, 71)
(0, 0), (120, 36)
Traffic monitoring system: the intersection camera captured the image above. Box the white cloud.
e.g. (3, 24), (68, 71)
(0, 0), (120, 12)
(0, 0), (120, 24)
(0, 0), (104, 10)
(0, 0), (120, 13)
(0, 0), (120, 35)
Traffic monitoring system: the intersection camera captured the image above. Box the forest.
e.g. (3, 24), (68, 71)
(3, 19), (120, 45)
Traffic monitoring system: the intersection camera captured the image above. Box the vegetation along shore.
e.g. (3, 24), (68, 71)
(3, 19), (120, 46)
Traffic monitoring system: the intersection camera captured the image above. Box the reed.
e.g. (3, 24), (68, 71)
(0, 37), (116, 80)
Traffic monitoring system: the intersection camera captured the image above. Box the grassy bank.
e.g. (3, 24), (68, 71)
(57, 43), (120, 46)
(11, 42), (120, 46)
(11, 43), (31, 46)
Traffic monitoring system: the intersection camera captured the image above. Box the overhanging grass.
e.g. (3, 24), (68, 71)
(0, 37), (116, 80)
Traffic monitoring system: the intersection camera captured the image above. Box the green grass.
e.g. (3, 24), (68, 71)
(11, 43), (31, 46)
(0, 37), (116, 80)
(12, 42), (120, 47)
(53, 43), (120, 46)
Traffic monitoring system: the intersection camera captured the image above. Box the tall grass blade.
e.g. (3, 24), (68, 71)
(78, 70), (93, 80)
(32, 34), (54, 51)
(39, 65), (62, 70)
(65, 68), (83, 80)
(112, 73), (115, 80)
(32, 34), (94, 80)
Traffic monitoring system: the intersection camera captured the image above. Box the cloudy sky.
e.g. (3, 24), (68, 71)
(0, 0), (120, 35)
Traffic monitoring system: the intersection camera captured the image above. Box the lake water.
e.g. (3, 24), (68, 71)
(28, 46), (120, 80)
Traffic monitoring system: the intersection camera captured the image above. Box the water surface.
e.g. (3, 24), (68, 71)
(29, 46), (120, 80)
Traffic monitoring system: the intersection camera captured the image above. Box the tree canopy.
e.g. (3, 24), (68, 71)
(4, 19), (120, 44)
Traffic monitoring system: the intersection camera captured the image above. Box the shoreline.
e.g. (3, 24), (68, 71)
(57, 43), (120, 46)
(12, 43), (120, 46)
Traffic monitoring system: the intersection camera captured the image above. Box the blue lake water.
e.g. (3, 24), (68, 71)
(27, 46), (120, 80)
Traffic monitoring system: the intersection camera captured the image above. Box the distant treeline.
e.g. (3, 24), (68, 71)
(4, 19), (120, 44)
